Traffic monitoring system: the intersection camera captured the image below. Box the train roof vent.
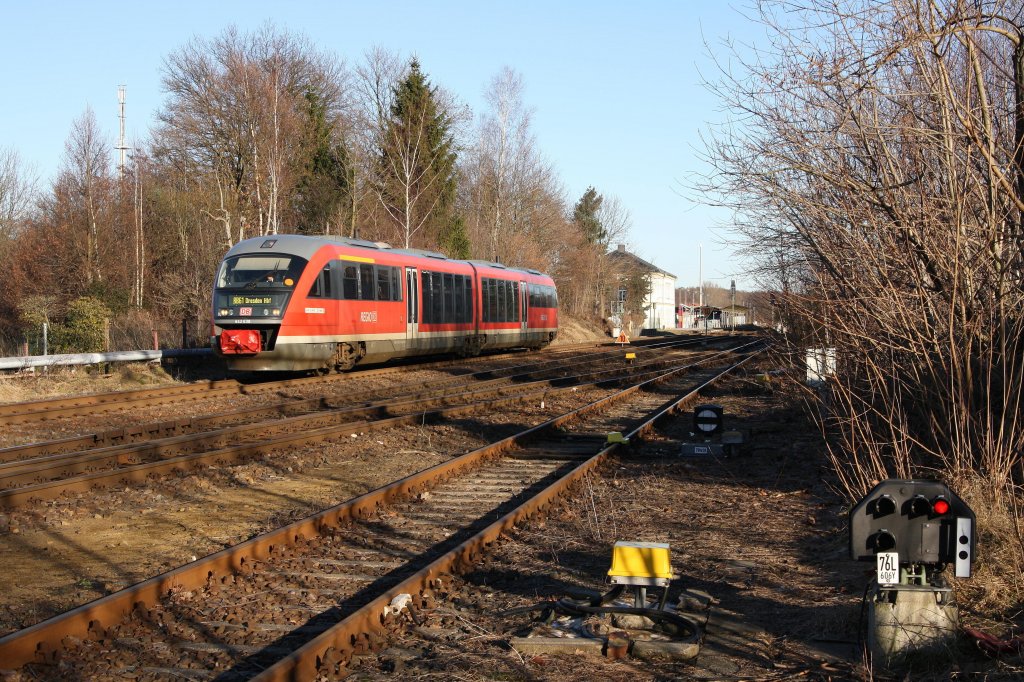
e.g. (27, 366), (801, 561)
(398, 248), (447, 259)
(527, 269), (541, 275)
(337, 237), (391, 250)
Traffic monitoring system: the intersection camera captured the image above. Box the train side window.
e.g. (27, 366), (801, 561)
(308, 264), (332, 298)
(420, 272), (430, 322)
(360, 264), (375, 300)
(432, 273), (444, 322)
(390, 267), (402, 301)
(342, 264), (359, 299)
(512, 282), (521, 322)
(464, 277), (474, 323)
(483, 278), (494, 322)
(454, 276), (466, 323)
(376, 266), (392, 301)
(443, 273), (455, 323)
(421, 271), (436, 324)
(497, 280), (507, 322)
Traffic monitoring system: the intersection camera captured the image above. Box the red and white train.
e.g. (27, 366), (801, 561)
(211, 235), (559, 372)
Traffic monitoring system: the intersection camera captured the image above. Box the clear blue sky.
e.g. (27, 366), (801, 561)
(1, 1), (761, 292)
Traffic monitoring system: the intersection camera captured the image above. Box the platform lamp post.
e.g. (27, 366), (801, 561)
(730, 279), (736, 332)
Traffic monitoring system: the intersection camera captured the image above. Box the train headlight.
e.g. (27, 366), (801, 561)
(272, 309), (281, 316)
(218, 309), (232, 317)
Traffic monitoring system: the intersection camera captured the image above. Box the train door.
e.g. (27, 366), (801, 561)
(520, 281), (528, 333)
(406, 267), (419, 348)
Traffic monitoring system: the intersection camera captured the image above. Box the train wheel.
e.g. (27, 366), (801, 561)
(461, 334), (485, 357)
(329, 342), (362, 372)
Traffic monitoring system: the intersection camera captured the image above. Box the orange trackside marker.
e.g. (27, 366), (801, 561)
(617, 331), (629, 344)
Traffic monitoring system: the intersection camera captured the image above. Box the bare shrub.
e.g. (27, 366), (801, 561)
(700, 0), (1024, 501)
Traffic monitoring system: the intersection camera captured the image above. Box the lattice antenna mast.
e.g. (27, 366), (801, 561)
(116, 85), (128, 177)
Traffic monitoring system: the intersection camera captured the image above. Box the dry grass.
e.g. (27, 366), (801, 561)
(0, 362), (178, 405)
(953, 479), (1024, 635)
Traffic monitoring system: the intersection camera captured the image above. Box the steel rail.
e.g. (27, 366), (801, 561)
(0, 344), (675, 474)
(0, 336), (732, 465)
(0, 343), (758, 509)
(0, 336), (702, 426)
(0, 339), (745, 473)
(0, 379), (243, 423)
(256, 352), (760, 681)
(0, 345), (761, 672)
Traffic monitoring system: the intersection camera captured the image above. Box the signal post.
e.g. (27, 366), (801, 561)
(849, 480), (975, 668)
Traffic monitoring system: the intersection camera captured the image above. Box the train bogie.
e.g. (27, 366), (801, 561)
(211, 235), (558, 372)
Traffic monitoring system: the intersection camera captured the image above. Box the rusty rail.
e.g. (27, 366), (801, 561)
(0, 345), (761, 674)
(0, 341), (755, 510)
(254, 351), (761, 680)
(0, 338), (700, 426)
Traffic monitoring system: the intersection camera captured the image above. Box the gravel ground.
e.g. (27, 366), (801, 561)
(7, 338), (1001, 680)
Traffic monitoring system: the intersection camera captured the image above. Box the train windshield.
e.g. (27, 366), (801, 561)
(217, 255), (308, 289)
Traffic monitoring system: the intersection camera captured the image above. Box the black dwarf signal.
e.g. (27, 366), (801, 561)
(849, 479), (975, 578)
(692, 404), (723, 437)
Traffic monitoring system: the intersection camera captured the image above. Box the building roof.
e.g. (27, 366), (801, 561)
(607, 244), (676, 278)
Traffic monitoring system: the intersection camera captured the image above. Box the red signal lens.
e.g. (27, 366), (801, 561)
(932, 498), (950, 515)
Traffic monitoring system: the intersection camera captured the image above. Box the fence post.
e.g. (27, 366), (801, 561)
(152, 330), (159, 351)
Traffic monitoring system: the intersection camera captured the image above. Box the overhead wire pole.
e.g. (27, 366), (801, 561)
(116, 85), (128, 178)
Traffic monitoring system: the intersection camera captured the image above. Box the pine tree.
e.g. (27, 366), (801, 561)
(376, 59), (463, 250)
(294, 90), (353, 234)
(439, 215), (470, 259)
(574, 186), (605, 244)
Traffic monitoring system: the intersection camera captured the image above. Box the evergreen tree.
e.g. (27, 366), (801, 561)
(376, 59), (463, 249)
(439, 215), (470, 259)
(574, 186), (605, 244)
(294, 90), (353, 234)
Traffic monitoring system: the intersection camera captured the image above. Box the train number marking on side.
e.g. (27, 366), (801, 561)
(305, 307), (326, 314)
(360, 311), (378, 323)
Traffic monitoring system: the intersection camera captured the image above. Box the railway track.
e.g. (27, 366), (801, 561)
(0, 338), (746, 510)
(0, 343), (761, 680)
(0, 336), (709, 426)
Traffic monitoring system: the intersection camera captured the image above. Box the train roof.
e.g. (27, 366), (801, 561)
(224, 234), (551, 280)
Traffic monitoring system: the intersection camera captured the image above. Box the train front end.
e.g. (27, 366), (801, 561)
(211, 237), (311, 371)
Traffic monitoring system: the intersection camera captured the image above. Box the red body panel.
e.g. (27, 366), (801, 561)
(219, 329), (261, 355)
(213, 237), (558, 371)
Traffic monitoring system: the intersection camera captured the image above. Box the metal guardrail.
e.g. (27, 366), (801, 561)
(0, 348), (212, 371)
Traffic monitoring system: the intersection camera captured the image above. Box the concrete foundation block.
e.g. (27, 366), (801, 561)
(868, 583), (958, 668)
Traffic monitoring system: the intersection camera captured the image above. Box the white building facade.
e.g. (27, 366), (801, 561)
(644, 270), (677, 330)
(608, 245), (677, 331)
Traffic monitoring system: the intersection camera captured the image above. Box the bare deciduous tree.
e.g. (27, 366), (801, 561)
(61, 107), (112, 286)
(701, 0), (1024, 501)
(0, 146), (37, 243)
(156, 24), (346, 246)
